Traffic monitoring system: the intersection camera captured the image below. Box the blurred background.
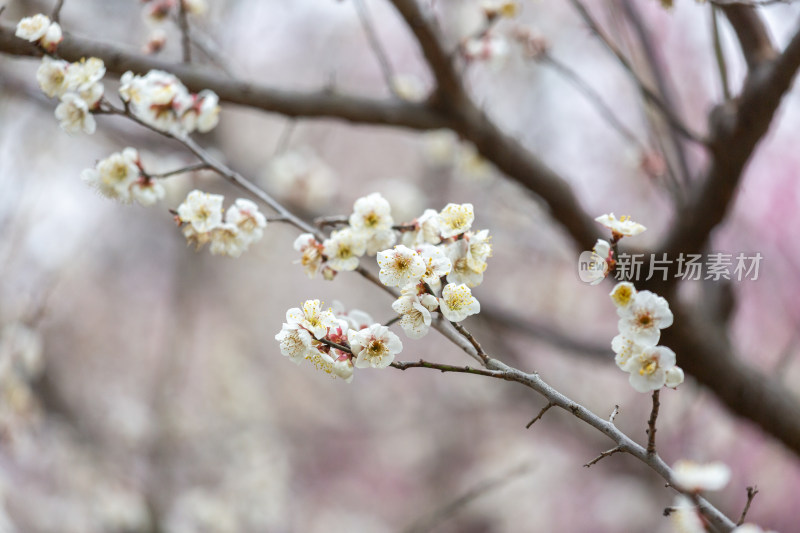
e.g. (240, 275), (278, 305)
(1, 0), (800, 531)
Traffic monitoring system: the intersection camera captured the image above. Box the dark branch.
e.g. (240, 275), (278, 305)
(646, 389), (660, 455)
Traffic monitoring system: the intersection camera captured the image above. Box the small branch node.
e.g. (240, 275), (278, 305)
(526, 402), (554, 429)
(737, 485), (759, 525)
(584, 446), (623, 468)
(609, 404), (620, 424)
(646, 389), (661, 455)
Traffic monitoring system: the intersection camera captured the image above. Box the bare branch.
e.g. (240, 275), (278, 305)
(737, 486), (759, 525)
(402, 462), (535, 533)
(609, 405), (620, 424)
(720, 4), (776, 68)
(526, 402), (554, 429)
(646, 389), (661, 455)
(176, 0), (192, 63)
(584, 446), (623, 468)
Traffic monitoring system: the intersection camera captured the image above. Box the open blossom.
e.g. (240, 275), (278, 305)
(671, 461), (732, 492)
(401, 208), (442, 247)
(349, 192), (393, 234)
(81, 147), (141, 203)
(377, 245), (426, 287)
(595, 213), (646, 237)
(286, 300), (337, 340)
(36, 57), (70, 98)
(439, 203), (474, 239)
(323, 228), (366, 272)
(65, 57), (106, 92)
(439, 283), (480, 322)
(618, 290), (673, 346)
(55, 93), (96, 134)
(208, 224), (247, 257)
(392, 289), (438, 339)
(445, 240), (484, 288)
(332, 301), (374, 331)
(626, 345), (677, 392)
(225, 199), (266, 244)
(610, 281), (636, 310)
(464, 229), (492, 273)
(418, 244), (452, 290)
(294, 233), (323, 278)
(365, 229), (397, 256)
(611, 334), (643, 371)
(177, 190), (224, 233)
(275, 324), (314, 364)
(348, 324), (403, 369)
(15, 14), (51, 42)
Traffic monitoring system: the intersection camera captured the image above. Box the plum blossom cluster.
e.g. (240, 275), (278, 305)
(35, 53), (106, 134)
(175, 190), (266, 257)
(275, 300), (402, 383)
(81, 148), (165, 206)
(15, 13), (62, 52)
(120, 70), (220, 135)
(589, 214), (684, 392)
(279, 198), (490, 380)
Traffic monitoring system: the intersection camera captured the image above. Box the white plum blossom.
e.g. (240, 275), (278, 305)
(177, 190), (224, 233)
(15, 14), (51, 42)
(81, 147), (141, 203)
(65, 57), (106, 92)
(392, 290), (438, 339)
(208, 224), (247, 258)
(332, 356), (355, 383)
(348, 324), (403, 369)
(595, 213), (646, 237)
(671, 461), (732, 492)
(611, 334), (644, 371)
(439, 283), (480, 322)
(55, 93), (96, 134)
(365, 229), (397, 256)
(669, 495), (705, 533)
(445, 240), (484, 287)
(323, 228), (367, 272)
(293, 233), (323, 278)
(665, 366), (685, 388)
(377, 245), (426, 287)
(401, 208), (442, 247)
(439, 203), (474, 238)
(195, 90), (221, 132)
(332, 301), (374, 332)
(40, 21), (63, 52)
(610, 281), (636, 310)
(130, 180), (166, 206)
(286, 300), (337, 340)
(417, 244), (452, 290)
(617, 290), (673, 346)
(36, 57), (70, 98)
(464, 229), (492, 273)
(225, 199), (266, 245)
(584, 239), (611, 285)
(275, 324), (314, 364)
(626, 345), (677, 393)
(349, 192), (393, 234)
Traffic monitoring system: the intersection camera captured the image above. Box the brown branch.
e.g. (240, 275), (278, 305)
(737, 486), (759, 525)
(526, 402), (554, 428)
(353, 0), (398, 96)
(451, 322), (489, 364)
(0, 24), (452, 131)
(720, 5), (776, 68)
(176, 0), (192, 63)
(51, 0), (66, 23)
(646, 389), (660, 455)
(584, 446), (623, 468)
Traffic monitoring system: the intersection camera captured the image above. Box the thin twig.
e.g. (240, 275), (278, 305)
(391, 360), (507, 379)
(567, 0), (706, 145)
(526, 402), (554, 428)
(51, 0), (65, 23)
(402, 462), (535, 533)
(353, 0), (399, 96)
(451, 322), (489, 363)
(711, 6), (732, 101)
(646, 389), (661, 455)
(273, 119), (296, 156)
(176, 0), (192, 63)
(540, 53), (646, 150)
(148, 162), (210, 179)
(314, 215), (349, 228)
(737, 486), (759, 525)
(584, 446), (623, 467)
(317, 337), (351, 353)
(609, 404), (620, 423)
